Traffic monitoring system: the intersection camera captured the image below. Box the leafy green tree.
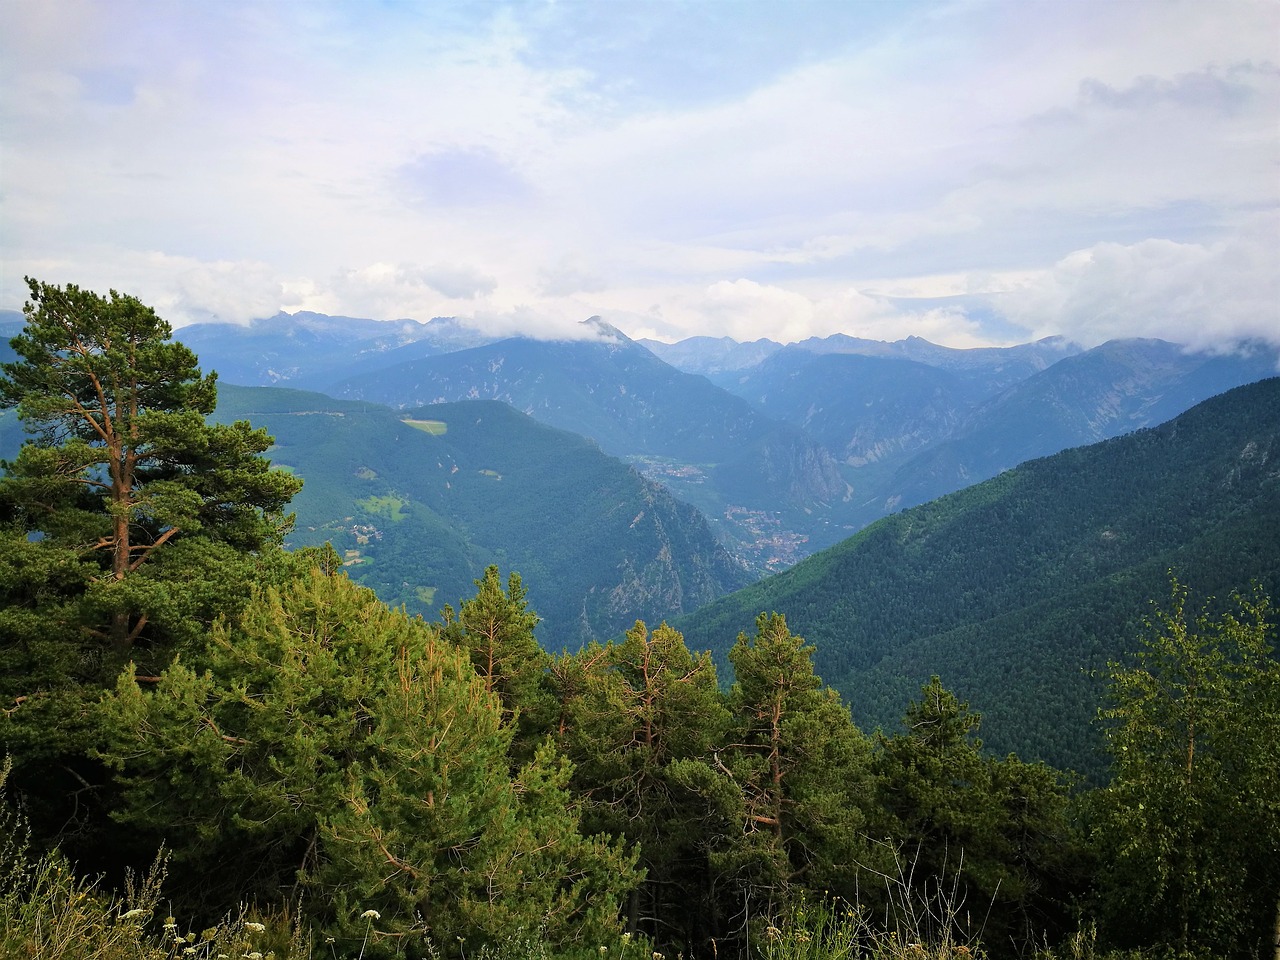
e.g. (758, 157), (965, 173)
(1096, 579), (1280, 958)
(101, 568), (637, 953)
(552, 621), (731, 951)
(718, 613), (875, 948)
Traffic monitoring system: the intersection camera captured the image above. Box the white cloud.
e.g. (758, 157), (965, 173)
(2, 0), (1277, 349)
(997, 215), (1280, 349)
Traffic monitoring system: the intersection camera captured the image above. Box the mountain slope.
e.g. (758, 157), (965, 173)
(325, 321), (847, 569)
(721, 351), (986, 469)
(638, 335), (783, 377)
(175, 312), (492, 389)
(676, 378), (1280, 775)
(213, 386), (750, 650)
(874, 338), (1280, 515)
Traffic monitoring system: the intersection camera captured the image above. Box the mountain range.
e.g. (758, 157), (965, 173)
(211, 386), (749, 651)
(677, 377), (1280, 776)
(171, 311), (1278, 565)
(4, 306), (1278, 771)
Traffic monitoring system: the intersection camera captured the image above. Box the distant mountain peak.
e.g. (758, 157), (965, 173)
(580, 315), (631, 342)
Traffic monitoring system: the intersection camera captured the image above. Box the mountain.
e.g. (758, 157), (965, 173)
(326, 321), (847, 571)
(715, 335), (1278, 531)
(175, 311), (493, 389)
(213, 386), (750, 650)
(719, 351), (987, 469)
(0, 311), (24, 367)
(676, 378), (1280, 776)
(788, 331), (1078, 375)
(638, 335), (782, 377)
(871, 338), (1280, 515)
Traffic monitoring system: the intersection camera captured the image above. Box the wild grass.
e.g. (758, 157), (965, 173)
(0, 761), (1142, 960)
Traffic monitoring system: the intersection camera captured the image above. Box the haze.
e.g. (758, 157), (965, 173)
(2, 0), (1277, 350)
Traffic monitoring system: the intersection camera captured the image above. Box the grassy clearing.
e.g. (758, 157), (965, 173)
(403, 418), (448, 435)
(358, 494), (407, 522)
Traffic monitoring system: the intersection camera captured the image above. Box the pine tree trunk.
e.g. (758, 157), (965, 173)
(1272, 892), (1280, 960)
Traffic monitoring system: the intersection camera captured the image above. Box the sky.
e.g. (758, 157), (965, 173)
(1, 0), (1277, 349)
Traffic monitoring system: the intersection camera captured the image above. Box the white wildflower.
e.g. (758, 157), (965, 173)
(361, 909), (381, 920)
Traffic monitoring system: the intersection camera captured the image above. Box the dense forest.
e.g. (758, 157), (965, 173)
(678, 376), (1280, 778)
(2, 281), (1278, 960)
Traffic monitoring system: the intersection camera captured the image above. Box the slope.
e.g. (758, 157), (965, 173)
(213, 385), (750, 650)
(876, 338), (1280, 515)
(326, 320), (847, 570)
(676, 378), (1280, 776)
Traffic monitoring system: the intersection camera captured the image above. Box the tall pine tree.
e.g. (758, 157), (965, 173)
(0, 279), (301, 855)
(717, 612), (874, 949)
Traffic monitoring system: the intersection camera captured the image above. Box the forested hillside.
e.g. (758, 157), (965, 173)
(679, 377), (1280, 776)
(325, 319), (848, 568)
(215, 386), (750, 650)
(3, 282), (1278, 960)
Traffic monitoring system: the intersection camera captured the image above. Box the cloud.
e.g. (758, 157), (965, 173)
(670, 279), (990, 348)
(397, 147), (534, 208)
(1078, 67), (1262, 115)
(2, 0), (1277, 350)
(996, 216), (1280, 349)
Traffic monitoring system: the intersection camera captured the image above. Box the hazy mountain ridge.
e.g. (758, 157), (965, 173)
(869, 337), (1280, 515)
(638, 334), (783, 376)
(176, 311), (494, 389)
(164, 311), (1280, 568)
(676, 377), (1280, 775)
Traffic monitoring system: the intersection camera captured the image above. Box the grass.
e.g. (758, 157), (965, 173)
(403, 419), (448, 436)
(0, 763), (1144, 960)
(357, 494), (407, 522)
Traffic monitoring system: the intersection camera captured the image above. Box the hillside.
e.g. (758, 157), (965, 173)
(874, 338), (1280, 514)
(325, 320), (847, 570)
(169, 312), (1279, 568)
(676, 377), (1280, 776)
(211, 386), (752, 650)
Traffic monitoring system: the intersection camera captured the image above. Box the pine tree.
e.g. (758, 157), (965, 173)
(0, 278), (301, 855)
(101, 567), (638, 951)
(718, 612), (874, 948)
(441, 565), (550, 761)
(0, 278), (301, 657)
(871, 677), (1082, 954)
(552, 620), (730, 951)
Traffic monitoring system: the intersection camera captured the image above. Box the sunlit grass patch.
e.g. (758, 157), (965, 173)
(358, 494), (407, 521)
(403, 418), (447, 435)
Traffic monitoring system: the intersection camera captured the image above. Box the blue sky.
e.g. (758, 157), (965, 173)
(2, 0), (1277, 349)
